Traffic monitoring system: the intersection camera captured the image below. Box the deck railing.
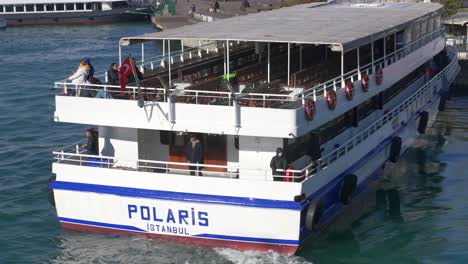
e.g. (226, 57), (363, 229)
(286, 46), (459, 180)
(54, 28), (444, 109)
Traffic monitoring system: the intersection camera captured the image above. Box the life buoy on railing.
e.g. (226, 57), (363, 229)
(361, 74), (369, 92)
(304, 99), (316, 121)
(327, 90), (337, 110)
(375, 67), (383, 85)
(345, 81), (354, 101)
(285, 166), (294, 182)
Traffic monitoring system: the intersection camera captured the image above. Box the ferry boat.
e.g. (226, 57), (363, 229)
(0, 0), (149, 26)
(49, 2), (460, 254)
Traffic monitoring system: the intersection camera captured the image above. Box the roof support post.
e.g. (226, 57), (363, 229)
(181, 40), (184, 61)
(300, 44), (303, 70)
(227, 40), (230, 80)
(340, 49), (344, 89)
(223, 42), (226, 75)
(371, 39), (375, 73)
(162, 39), (165, 60)
(267, 42), (270, 83)
(141, 42), (145, 73)
(168, 40), (171, 85)
(383, 36), (386, 67)
(287, 42), (290, 86)
(118, 41), (122, 66)
(357, 47), (361, 80)
(394, 32), (397, 59)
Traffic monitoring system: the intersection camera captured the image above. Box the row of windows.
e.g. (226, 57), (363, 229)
(0, 3), (99, 13)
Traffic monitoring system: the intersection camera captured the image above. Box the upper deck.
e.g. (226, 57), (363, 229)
(53, 2), (445, 138)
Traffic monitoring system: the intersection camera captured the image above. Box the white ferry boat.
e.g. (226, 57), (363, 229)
(0, 0), (149, 26)
(49, 2), (460, 254)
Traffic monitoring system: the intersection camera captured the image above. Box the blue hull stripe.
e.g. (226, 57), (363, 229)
(59, 217), (146, 232)
(59, 217), (298, 245)
(50, 181), (302, 210)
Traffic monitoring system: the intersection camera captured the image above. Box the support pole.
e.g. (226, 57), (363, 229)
(300, 45), (303, 70)
(267, 42), (270, 83)
(394, 32), (397, 55)
(357, 47), (361, 79)
(371, 39), (374, 71)
(223, 42), (226, 75)
(227, 40), (230, 80)
(162, 39), (165, 60)
(383, 36), (386, 67)
(141, 42), (145, 65)
(341, 49), (344, 88)
(168, 40), (171, 85)
(287, 42), (290, 86)
(118, 42), (122, 66)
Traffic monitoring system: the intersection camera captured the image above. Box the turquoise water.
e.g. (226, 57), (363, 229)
(1, 24), (468, 264)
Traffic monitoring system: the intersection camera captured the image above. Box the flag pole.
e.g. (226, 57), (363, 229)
(129, 54), (144, 107)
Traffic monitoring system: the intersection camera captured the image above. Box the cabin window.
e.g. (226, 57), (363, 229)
(160, 131), (170, 145)
(5, 5), (14, 12)
(427, 18), (433, 35)
(76, 3), (84, 10)
(36, 4), (44, 11)
(435, 15), (441, 30)
(56, 4), (64, 11)
(0, 5), (3, 12)
(234, 136), (239, 150)
(173, 134), (186, 147)
(95, 3), (102, 10)
(421, 19), (427, 39)
(25, 4), (34, 12)
(15, 5), (24, 12)
(86, 3), (93, 10)
(112, 1), (129, 8)
(65, 3), (74, 10)
(46, 4), (54, 11)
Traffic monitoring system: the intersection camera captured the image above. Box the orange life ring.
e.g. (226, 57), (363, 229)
(345, 81), (354, 101)
(361, 74), (369, 92)
(375, 67), (383, 85)
(327, 90), (337, 110)
(304, 99), (316, 121)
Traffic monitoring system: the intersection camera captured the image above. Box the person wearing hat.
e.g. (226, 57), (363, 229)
(270, 147), (287, 181)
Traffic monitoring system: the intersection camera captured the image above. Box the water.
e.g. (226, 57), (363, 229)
(1, 24), (468, 264)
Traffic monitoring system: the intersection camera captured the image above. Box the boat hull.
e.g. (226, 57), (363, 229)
(1, 9), (149, 27)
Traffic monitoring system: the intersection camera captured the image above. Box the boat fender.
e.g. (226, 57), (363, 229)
(375, 67), (383, 85)
(345, 81), (354, 101)
(305, 199), (323, 231)
(389, 136), (402, 163)
(361, 74), (369, 92)
(294, 193), (306, 203)
(326, 90), (337, 110)
(340, 174), (357, 205)
(48, 175), (56, 208)
(438, 92), (447, 111)
(304, 99), (316, 121)
(417, 111), (429, 134)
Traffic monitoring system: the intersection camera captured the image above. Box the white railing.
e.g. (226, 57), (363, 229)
(52, 142), (305, 182)
(288, 47), (459, 180)
(299, 28), (444, 101)
(54, 28), (444, 109)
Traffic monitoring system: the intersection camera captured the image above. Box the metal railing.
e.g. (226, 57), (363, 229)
(287, 46), (459, 180)
(299, 28), (444, 102)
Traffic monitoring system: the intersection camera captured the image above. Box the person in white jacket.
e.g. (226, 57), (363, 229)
(66, 61), (90, 96)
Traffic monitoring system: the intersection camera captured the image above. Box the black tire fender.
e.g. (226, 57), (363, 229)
(340, 174), (357, 205)
(305, 199), (323, 231)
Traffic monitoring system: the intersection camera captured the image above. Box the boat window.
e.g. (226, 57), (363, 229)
(206, 135), (226, 150)
(95, 3), (102, 10)
(174, 134), (186, 147)
(56, 4), (64, 11)
(15, 5), (24, 12)
(0, 5), (3, 12)
(76, 3), (84, 10)
(65, 3), (74, 10)
(234, 136), (239, 150)
(36, 4), (44, 11)
(112, 1), (129, 8)
(26, 4), (34, 12)
(5, 5), (14, 12)
(46, 4), (54, 11)
(160, 131), (170, 145)
(85, 3), (92, 10)
(421, 19), (427, 41)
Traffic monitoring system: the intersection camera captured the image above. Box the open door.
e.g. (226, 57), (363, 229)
(169, 133), (227, 172)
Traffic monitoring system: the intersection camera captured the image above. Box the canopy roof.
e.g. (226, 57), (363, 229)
(122, 2), (442, 52)
(0, 0), (124, 4)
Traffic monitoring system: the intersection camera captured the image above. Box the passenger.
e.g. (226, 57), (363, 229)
(83, 128), (99, 156)
(66, 61), (90, 96)
(107, 63), (119, 86)
(214, 0), (219, 11)
(83, 57), (95, 80)
(270, 147), (287, 181)
(189, 3), (196, 14)
(186, 135), (203, 176)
